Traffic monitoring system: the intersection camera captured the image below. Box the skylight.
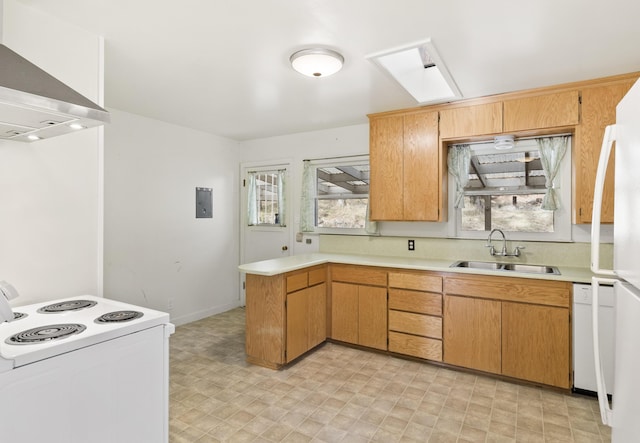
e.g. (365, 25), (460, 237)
(367, 39), (461, 104)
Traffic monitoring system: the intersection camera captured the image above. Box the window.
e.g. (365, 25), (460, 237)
(302, 156), (370, 231)
(451, 136), (571, 241)
(247, 169), (286, 226)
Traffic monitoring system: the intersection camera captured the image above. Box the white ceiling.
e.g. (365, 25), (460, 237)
(18, 0), (640, 141)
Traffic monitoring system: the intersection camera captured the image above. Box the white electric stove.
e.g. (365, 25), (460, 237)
(0, 295), (174, 443)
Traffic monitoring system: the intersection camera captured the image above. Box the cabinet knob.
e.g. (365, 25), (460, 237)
(282, 245), (288, 251)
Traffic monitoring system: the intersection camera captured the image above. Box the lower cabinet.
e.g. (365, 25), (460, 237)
(330, 264), (388, 351)
(443, 295), (501, 374)
(245, 265), (327, 369)
(387, 270), (443, 361)
(331, 282), (387, 350)
(286, 283), (326, 362)
(246, 263), (572, 390)
(443, 274), (572, 389)
(502, 301), (570, 388)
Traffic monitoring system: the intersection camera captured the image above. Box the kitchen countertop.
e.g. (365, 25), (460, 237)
(238, 253), (599, 283)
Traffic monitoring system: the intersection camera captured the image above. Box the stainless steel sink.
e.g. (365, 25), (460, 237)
(450, 260), (560, 275)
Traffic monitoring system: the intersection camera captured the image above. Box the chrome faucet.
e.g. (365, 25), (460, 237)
(486, 229), (525, 257)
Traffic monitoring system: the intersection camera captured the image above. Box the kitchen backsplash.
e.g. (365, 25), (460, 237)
(319, 235), (612, 269)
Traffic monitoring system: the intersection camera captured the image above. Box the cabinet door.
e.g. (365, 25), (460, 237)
(503, 90), (579, 132)
(308, 283), (327, 349)
(286, 289), (308, 362)
(370, 115), (404, 220)
(502, 302), (570, 388)
(331, 282), (359, 344)
(575, 80), (636, 223)
(358, 285), (387, 350)
(443, 295), (501, 374)
(439, 102), (503, 138)
(403, 111), (440, 221)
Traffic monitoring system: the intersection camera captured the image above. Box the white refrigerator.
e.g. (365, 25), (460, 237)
(591, 78), (640, 442)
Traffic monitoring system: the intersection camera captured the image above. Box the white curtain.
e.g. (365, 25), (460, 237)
(247, 172), (258, 225)
(537, 136), (569, 210)
(299, 160), (315, 232)
(364, 199), (379, 235)
(447, 144), (472, 209)
(276, 169), (286, 227)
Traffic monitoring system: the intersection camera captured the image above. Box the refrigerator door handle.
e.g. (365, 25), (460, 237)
(590, 124), (617, 276)
(592, 276), (617, 425)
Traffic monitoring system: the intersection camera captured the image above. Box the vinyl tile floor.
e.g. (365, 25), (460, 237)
(169, 308), (610, 443)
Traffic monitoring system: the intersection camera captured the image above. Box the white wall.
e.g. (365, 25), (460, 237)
(0, 0), (103, 305)
(239, 122), (609, 259)
(104, 109), (241, 325)
(239, 123), (370, 254)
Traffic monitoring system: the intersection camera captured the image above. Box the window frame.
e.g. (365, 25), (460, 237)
(451, 136), (572, 242)
(245, 165), (289, 232)
(308, 155), (371, 235)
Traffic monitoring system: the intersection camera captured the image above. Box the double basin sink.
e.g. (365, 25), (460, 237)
(451, 260), (560, 275)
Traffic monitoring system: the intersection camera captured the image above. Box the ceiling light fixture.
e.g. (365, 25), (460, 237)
(290, 48), (344, 78)
(494, 135), (515, 150)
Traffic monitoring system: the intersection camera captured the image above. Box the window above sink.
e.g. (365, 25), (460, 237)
(448, 135), (572, 242)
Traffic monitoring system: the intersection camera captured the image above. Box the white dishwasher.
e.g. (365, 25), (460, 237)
(573, 283), (615, 395)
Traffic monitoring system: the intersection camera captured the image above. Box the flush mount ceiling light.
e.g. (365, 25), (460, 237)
(366, 38), (461, 104)
(290, 48), (344, 77)
(494, 135), (515, 150)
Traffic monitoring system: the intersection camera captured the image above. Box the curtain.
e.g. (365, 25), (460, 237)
(447, 144), (472, 209)
(276, 169), (286, 226)
(364, 198), (379, 235)
(247, 172), (258, 225)
(537, 136), (568, 210)
(299, 160), (315, 232)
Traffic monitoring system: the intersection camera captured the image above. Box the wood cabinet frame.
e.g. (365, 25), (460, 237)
(370, 71), (640, 225)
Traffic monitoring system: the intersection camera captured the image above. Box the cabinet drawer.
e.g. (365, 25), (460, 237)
(388, 272), (442, 292)
(330, 265), (387, 287)
(444, 275), (571, 308)
(308, 267), (326, 286)
(389, 289), (442, 316)
(389, 331), (442, 361)
(389, 310), (442, 339)
(286, 272), (308, 293)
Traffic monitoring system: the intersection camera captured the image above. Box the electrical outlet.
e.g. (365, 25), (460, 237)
(167, 299), (174, 310)
(408, 239), (415, 251)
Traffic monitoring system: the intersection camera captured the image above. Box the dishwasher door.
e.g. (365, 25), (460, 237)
(573, 283), (615, 395)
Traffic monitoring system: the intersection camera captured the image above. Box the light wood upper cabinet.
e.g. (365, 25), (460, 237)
(369, 110), (441, 221)
(439, 102), (503, 138)
(503, 90), (580, 132)
(575, 80), (636, 223)
(369, 115), (404, 220)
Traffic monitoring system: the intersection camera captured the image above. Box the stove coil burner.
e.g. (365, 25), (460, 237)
(95, 310), (144, 324)
(12, 312), (27, 320)
(37, 300), (97, 313)
(6, 323), (86, 345)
